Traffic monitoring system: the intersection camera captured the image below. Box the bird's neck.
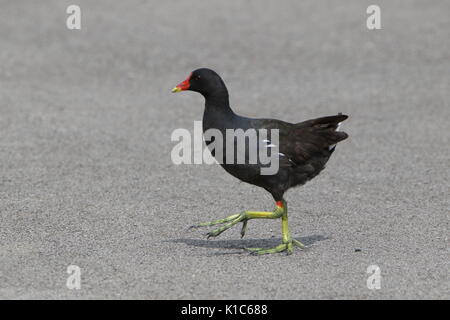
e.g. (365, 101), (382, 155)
(203, 89), (234, 118)
(202, 90), (237, 132)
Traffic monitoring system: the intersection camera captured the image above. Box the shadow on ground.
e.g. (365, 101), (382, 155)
(170, 235), (329, 255)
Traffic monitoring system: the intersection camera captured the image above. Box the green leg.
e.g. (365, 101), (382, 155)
(192, 200), (305, 255)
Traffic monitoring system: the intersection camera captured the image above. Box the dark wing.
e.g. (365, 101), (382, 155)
(246, 114), (348, 168)
(280, 114), (349, 166)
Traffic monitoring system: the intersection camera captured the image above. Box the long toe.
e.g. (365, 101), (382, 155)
(249, 243), (288, 255)
(246, 239), (302, 255)
(293, 239), (306, 248)
(192, 214), (241, 229)
(245, 247), (264, 252)
(205, 215), (244, 239)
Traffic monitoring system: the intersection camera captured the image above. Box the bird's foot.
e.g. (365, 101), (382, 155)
(188, 201), (305, 255)
(246, 238), (305, 255)
(200, 213), (247, 239)
(190, 213), (241, 229)
(191, 208), (283, 239)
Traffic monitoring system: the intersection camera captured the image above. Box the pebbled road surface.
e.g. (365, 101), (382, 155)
(0, 0), (448, 299)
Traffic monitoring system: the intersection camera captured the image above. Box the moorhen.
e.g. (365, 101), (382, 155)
(172, 68), (348, 255)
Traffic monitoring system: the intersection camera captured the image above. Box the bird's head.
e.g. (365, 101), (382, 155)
(171, 68), (227, 97)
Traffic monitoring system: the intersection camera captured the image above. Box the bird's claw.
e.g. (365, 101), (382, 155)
(240, 220), (248, 238)
(206, 230), (221, 239)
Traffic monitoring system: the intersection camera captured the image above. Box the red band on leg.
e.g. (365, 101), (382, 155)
(276, 201), (284, 208)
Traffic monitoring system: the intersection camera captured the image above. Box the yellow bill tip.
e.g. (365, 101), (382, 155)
(171, 86), (182, 93)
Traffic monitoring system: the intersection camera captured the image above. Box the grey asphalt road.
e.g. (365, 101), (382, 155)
(0, 0), (448, 299)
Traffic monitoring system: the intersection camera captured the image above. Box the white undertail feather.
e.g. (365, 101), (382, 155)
(329, 121), (342, 150)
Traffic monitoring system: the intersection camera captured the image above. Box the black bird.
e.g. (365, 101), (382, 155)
(172, 68), (348, 255)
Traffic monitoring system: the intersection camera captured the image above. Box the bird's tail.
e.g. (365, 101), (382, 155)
(296, 113), (349, 151)
(296, 113), (348, 130)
